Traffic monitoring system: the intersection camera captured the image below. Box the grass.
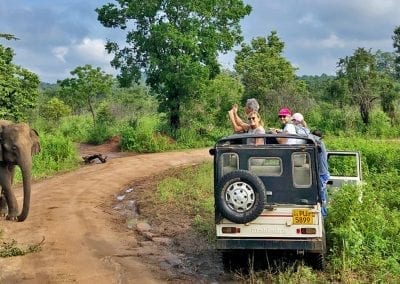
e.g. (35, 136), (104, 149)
(0, 221), (44, 259)
(155, 161), (215, 241)
(0, 237), (44, 258)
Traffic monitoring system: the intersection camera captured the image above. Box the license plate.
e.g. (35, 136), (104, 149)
(292, 209), (314, 224)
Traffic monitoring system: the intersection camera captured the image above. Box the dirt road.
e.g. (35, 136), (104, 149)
(0, 148), (212, 283)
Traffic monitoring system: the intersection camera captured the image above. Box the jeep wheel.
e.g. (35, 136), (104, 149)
(222, 250), (253, 273)
(305, 252), (325, 270)
(216, 170), (266, 224)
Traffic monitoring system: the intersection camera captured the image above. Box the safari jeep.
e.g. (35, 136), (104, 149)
(209, 133), (362, 271)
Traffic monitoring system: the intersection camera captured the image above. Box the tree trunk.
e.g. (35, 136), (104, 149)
(170, 103), (180, 132)
(88, 98), (96, 126)
(359, 102), (369, 125)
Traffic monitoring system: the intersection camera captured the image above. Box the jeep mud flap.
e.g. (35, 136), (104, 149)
(217, 238), (325, 253)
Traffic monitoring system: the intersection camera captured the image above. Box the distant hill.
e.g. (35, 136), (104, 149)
(40, 82), (57, 90)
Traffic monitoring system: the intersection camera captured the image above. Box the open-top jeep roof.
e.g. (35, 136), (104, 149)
(209, 133), (362, 271)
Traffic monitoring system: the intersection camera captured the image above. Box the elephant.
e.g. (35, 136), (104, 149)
(0, 119), (40, 222)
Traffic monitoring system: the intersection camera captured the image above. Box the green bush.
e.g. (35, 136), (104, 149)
(365, 110), (393, 137)
(56, 115), (92, 142)
(85, 102), (118, 145)
(307, 104), (362, 135)
(86, 122), (116, 145)
(322, 137), (400, 281)
(120, 115), (173, 152)
(326, 181), (400, 281)
(31, 132), (80, 179)
(41, 97), (72, 123)
(96, 101), (115, 125)
(174, 127), (209, 148)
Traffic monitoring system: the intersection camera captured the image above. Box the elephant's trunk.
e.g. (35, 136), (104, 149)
(18, 158), (32, 222)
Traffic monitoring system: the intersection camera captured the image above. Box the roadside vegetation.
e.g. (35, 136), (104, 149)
(1, 3), (400, 279)
(0, 238), (43, 258)
(154, 139), (400, 283)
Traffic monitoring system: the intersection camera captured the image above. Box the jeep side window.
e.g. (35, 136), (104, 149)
(292, 153), (312, 187)
(221, 153), (238, 176)
(249, 157), (282, 176)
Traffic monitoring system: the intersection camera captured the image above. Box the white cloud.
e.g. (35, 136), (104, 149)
(320, 34), (345, 48)
(52, 46), (69, 63)
(298, 13), (320, 27)
(73, 37), (113, 63)
(299, 33), (345, 49)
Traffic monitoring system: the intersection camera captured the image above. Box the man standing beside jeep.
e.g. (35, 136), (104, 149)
(312, 130), (330, 217)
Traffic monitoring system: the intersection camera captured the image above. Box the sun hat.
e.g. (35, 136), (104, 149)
(278, 107), (291, 116)
(292, 113), (304, 122)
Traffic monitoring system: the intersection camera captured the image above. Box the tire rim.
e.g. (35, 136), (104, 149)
(225, 181), (255, 212)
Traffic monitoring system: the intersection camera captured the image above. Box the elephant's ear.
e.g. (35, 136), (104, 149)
(30, 129), (41, 155)
(0, 129), (3, 162)
(0, 120), (12, 161)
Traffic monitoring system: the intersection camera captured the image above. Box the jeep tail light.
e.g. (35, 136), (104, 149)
(222, 227), (241, 233)
(296, 228), (316, 234)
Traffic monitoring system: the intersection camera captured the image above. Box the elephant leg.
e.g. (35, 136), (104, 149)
(0, 190), (7, 216)
(0, 166), (8, 216)
(0, 165), (18, 221)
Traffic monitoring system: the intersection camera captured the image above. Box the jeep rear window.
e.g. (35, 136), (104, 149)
(249, 157), (282, 176)
(292, 153), (312, 188)
(221, 153), (238, 176)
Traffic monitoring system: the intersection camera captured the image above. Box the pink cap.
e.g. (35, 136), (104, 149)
(278, 108), (291, 116)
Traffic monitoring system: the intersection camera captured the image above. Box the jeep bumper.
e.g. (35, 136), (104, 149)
(216, 238), (325, 252)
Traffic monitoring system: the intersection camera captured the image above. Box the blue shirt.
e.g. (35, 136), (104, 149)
(318, 140), (329, 176)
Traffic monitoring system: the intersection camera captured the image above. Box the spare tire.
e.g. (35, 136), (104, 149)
(216, 170), (266, 224)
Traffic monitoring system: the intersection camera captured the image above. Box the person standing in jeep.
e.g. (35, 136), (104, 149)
(312, 130), (330, 217)
(228, 98), (260, 133)
(273, 108), (306, 144)
(292, 112), (310, 136)
(246, 111), (265, 145)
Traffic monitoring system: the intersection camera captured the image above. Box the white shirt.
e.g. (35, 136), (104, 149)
(283, 123), (306, 144)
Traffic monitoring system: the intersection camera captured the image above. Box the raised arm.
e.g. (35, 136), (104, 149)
(228, 104), (249, 133)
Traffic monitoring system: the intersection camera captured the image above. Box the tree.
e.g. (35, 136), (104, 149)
(324, 77), (351, 108)
(337, 48), (379, 125)
(96, 0), (251, 132)
(112, 84), (158, 119)
(234, 31), (308, 116)
(392, 26), (400, 79)
(41, 97), (72, 123)
(57, 65), (113, 125)
(0, 33), (19, 41)
(181, 70), (244, 131)
(375, 50), (397, 78)
(0, 40), (39, 121)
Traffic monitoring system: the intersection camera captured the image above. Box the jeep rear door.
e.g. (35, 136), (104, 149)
(326, 151), (362, 189)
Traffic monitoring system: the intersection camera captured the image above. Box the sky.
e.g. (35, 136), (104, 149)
(1, 0), (400, 83)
